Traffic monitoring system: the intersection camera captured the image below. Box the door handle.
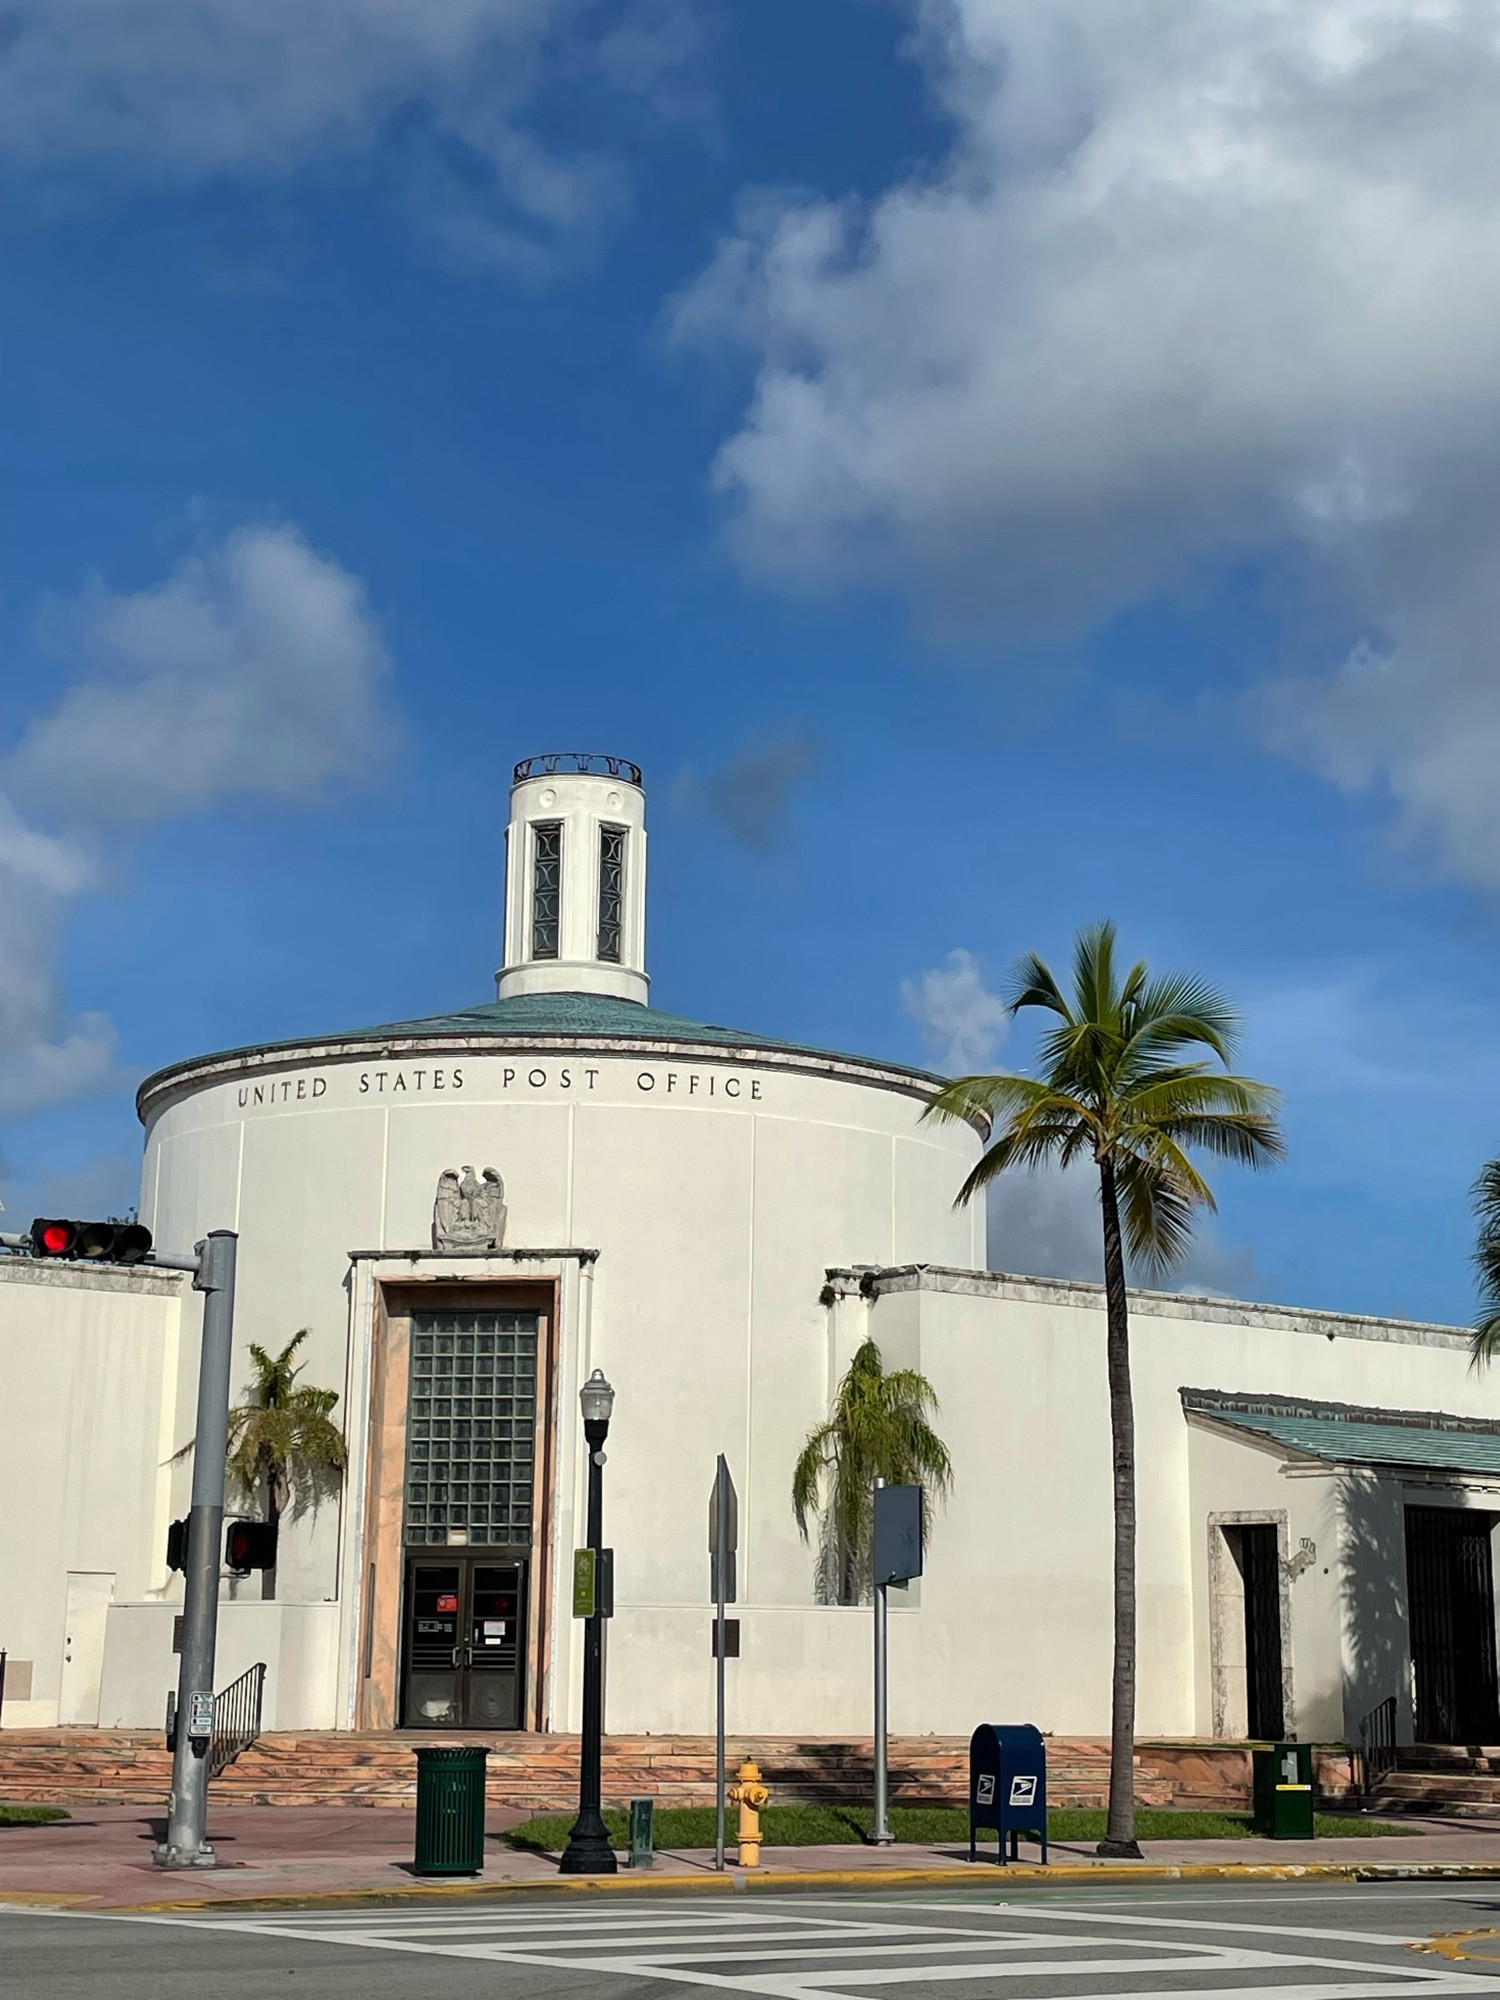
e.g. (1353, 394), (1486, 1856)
(452, 1645), (471, 1668)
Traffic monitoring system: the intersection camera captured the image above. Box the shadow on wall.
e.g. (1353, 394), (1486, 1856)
(1339, 1472), (1410, 1744)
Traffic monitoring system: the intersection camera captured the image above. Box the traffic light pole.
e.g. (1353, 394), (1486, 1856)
(872, 1477), (894, 1845)
(155, 1231), (238, 1870)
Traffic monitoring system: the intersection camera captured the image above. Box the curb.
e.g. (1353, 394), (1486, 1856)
(50, 1856), (1500, 1916)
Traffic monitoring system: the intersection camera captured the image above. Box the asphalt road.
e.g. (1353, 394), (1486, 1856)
(13, 1882), (1500, 2000)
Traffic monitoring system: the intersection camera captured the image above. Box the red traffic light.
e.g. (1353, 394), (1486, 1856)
(29, 1217), (152, 1264)
(224, 1519), (278, 1575)
(31, 1219), (78, 1257)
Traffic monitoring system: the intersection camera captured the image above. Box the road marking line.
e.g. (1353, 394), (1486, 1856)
(23, 1888), (1500, 2000)
(495, 1937), (1212, 1968)
(334, 1924), (928, 1950)
(769, 1973), (1430, 1995)
(851, 1899), (1433, 1948)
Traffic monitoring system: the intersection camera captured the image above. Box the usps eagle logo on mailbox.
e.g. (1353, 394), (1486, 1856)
(1009, 1774), (1038, 1807)
(975, 1774), (995, 1805)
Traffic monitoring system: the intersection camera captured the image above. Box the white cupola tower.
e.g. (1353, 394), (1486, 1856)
(497, 753), (649, 1004)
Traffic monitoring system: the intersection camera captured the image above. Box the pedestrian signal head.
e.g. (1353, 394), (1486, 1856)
(224, 1519), (278, 1575)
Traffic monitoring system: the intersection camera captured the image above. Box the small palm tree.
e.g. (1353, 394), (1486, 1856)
(227, 1331), (348, 1601)
(793, 1337), (953, 1605)
(923, 921), (1283, 1857)
(1470, 1161), (1500, 1363)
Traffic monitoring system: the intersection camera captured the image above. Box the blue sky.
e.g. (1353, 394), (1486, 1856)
(5, 0), (1500, 1326)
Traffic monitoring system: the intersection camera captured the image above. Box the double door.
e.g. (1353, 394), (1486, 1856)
(1406, 1507), (1500, 1743)
(401, 1553), (527, 1729)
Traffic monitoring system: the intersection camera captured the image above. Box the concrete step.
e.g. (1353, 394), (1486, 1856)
(1395, 1744), (1500, 1775)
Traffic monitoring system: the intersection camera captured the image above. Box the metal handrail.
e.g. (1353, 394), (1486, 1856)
(209, 1662), (267, 1780)
(1358, 1694), (1398, 1795)
(512, 753), (643, 785)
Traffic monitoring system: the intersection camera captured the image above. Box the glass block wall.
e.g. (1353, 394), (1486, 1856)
(404, 1311), (539, 1546)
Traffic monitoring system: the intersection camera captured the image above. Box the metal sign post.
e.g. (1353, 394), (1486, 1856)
(709, 1454), (738, 1871)
(871, 1481), (923, 1847)
(155, 1231), (238, 1870)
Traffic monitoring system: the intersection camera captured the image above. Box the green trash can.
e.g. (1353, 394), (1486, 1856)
(1251, 1741), (1314, 1839)
(414, 1746), (489, 1876)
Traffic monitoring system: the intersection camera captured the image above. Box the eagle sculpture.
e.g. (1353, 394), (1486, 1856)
(432, 1165), (507, 1252)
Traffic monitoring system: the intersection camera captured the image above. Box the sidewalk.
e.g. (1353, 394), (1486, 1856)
(8, 1805), (1500, 1910)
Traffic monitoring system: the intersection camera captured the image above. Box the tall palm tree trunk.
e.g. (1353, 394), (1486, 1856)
(1097, 1156), (1142, 1858)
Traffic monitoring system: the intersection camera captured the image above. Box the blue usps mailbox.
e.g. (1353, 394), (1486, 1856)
(969, 1723), (1048, 1865)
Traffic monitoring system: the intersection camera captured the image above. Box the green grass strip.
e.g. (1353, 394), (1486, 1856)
(0, 1804), (69, 1825)
(504, 1803), (1418, 1853)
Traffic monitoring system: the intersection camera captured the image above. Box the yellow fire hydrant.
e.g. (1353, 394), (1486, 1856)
(727, 1758), (770, 1867)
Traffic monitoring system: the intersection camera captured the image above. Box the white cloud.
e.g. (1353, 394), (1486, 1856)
(0, 795), (116, 1119)
(0, 0), (704, 272)
(10, 523), (398, 823)
(0, 522), (395, 1121)
(901, 947), (1009, 1072)
(678, 0), (1500, 888)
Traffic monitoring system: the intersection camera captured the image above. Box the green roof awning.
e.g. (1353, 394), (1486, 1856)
(1182, 1390), (1500, 1476)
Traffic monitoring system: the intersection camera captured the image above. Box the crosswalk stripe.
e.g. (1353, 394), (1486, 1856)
(41, 1892), (1499, 2000)
(585, 1938), (1252, 1968)
(899, 1902), (1433, 1950)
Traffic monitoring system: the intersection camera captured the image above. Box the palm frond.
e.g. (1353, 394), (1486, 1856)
(922, 1071), (1059, 1127)
(1124, 1070), (1277, 1117)
(1071, 920), (1119, 1030)
(1007, 950), (1073, 1022)
(926, 922), (1281, 1281)
(951, 1093), (1100, 1203)
(226, 1330), (346, 1512)
(1472, 1159), (1500, 1366)
(1114, 1151), (1200, 1274)
(1125, 974), (1239, 1062)
(790, 1338), (953, 1604)
(1136, 1110), (1285, 1169)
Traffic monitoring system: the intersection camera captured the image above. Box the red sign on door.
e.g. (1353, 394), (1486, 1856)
(436, 1594), (459, 1613)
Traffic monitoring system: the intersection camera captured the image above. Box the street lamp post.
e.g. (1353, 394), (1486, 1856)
(559, 1367), (617, 1875)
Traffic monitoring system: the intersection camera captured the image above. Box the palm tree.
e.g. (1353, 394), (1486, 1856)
(923, 921), (1283, 1857)
(1470, 1161), (1500, 1363)
(227, 1331), (348, 1601)
(793, 1337), (953, 1605)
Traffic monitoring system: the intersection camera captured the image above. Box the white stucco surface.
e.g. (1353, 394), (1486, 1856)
(9, 759), (1500, 1750)
(0, 1261), (186, 1727)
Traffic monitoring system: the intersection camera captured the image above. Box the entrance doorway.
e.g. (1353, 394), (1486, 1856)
(398, 1306), (541, 1730)
(1226, 1524), (1284, 1739)
(58, 1571), (114, 1726)
(401, 1553), (528, 1728)
(1406, 1506), (1500, 1742)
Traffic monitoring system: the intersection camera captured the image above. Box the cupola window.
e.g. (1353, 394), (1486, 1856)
(530, 821), (562, 959)
(597, 824), (626, 964)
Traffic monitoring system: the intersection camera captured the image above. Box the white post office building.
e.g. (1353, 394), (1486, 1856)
(4, 752), (1500, 1758)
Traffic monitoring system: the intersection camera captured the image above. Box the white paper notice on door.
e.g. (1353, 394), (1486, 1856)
(483, 1621), (506, 1641)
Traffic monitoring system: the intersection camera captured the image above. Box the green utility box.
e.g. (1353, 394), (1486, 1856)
(1251, 1741), (1314, 1839)
(628, 1797), (656, 1869)
(414, 1746), (489, 1876)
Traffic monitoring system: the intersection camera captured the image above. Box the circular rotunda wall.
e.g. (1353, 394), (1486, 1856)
(132, 757), (987, 1734)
